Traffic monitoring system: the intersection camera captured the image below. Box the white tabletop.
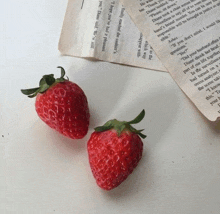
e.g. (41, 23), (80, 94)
(1, 1), (220, 213)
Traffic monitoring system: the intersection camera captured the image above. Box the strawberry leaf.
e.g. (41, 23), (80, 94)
(57, 66), (65, 78)
(127, 109), (145, 125)
(21, 67), (68, 98)
(21, 87), (40, 95)
(137, 132), (147, 139)
(43, 74), (55, 85)
(38, 84), (50, 93)
(56, 66), (67, 82)
(116, 124), (126, 136)
(27, 88), (41, 98)
(94, 110), (146, 139)
(95, 124), (114, 132)
(39, 77), (46, 86)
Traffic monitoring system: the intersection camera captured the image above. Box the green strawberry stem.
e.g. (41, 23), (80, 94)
(95, 110), (146, 139)
(21, 66), (68, 98)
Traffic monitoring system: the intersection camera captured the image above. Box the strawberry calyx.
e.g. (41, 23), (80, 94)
(21, 66), (68, 98)
(95, 110), (146, 139)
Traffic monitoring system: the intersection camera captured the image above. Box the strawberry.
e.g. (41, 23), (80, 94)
(21, 67), (90, 139)
(87, 110), (146, 190)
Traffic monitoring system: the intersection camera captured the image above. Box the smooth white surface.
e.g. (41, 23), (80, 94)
(1, 1), (220, 213)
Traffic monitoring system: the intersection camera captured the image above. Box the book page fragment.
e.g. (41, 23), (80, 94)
(120, 0), (220, 121)
(59, 0), (166, 71)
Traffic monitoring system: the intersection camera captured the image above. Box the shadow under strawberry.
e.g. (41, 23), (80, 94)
(49, 127), (90, 154)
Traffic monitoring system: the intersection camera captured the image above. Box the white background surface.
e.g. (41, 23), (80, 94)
(1, 1), (220, 213)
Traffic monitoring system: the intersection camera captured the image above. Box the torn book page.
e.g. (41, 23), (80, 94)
(120, 0), (220, 121)
(58, 0), (167, 72)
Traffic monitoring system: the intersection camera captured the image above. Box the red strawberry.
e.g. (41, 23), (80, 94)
(21, 67), (90, 139)
(87, 110), (146, 190)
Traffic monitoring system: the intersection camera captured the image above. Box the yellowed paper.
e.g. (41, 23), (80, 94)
(120, 0), (220, 121)
(58, 0), (166, 71)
